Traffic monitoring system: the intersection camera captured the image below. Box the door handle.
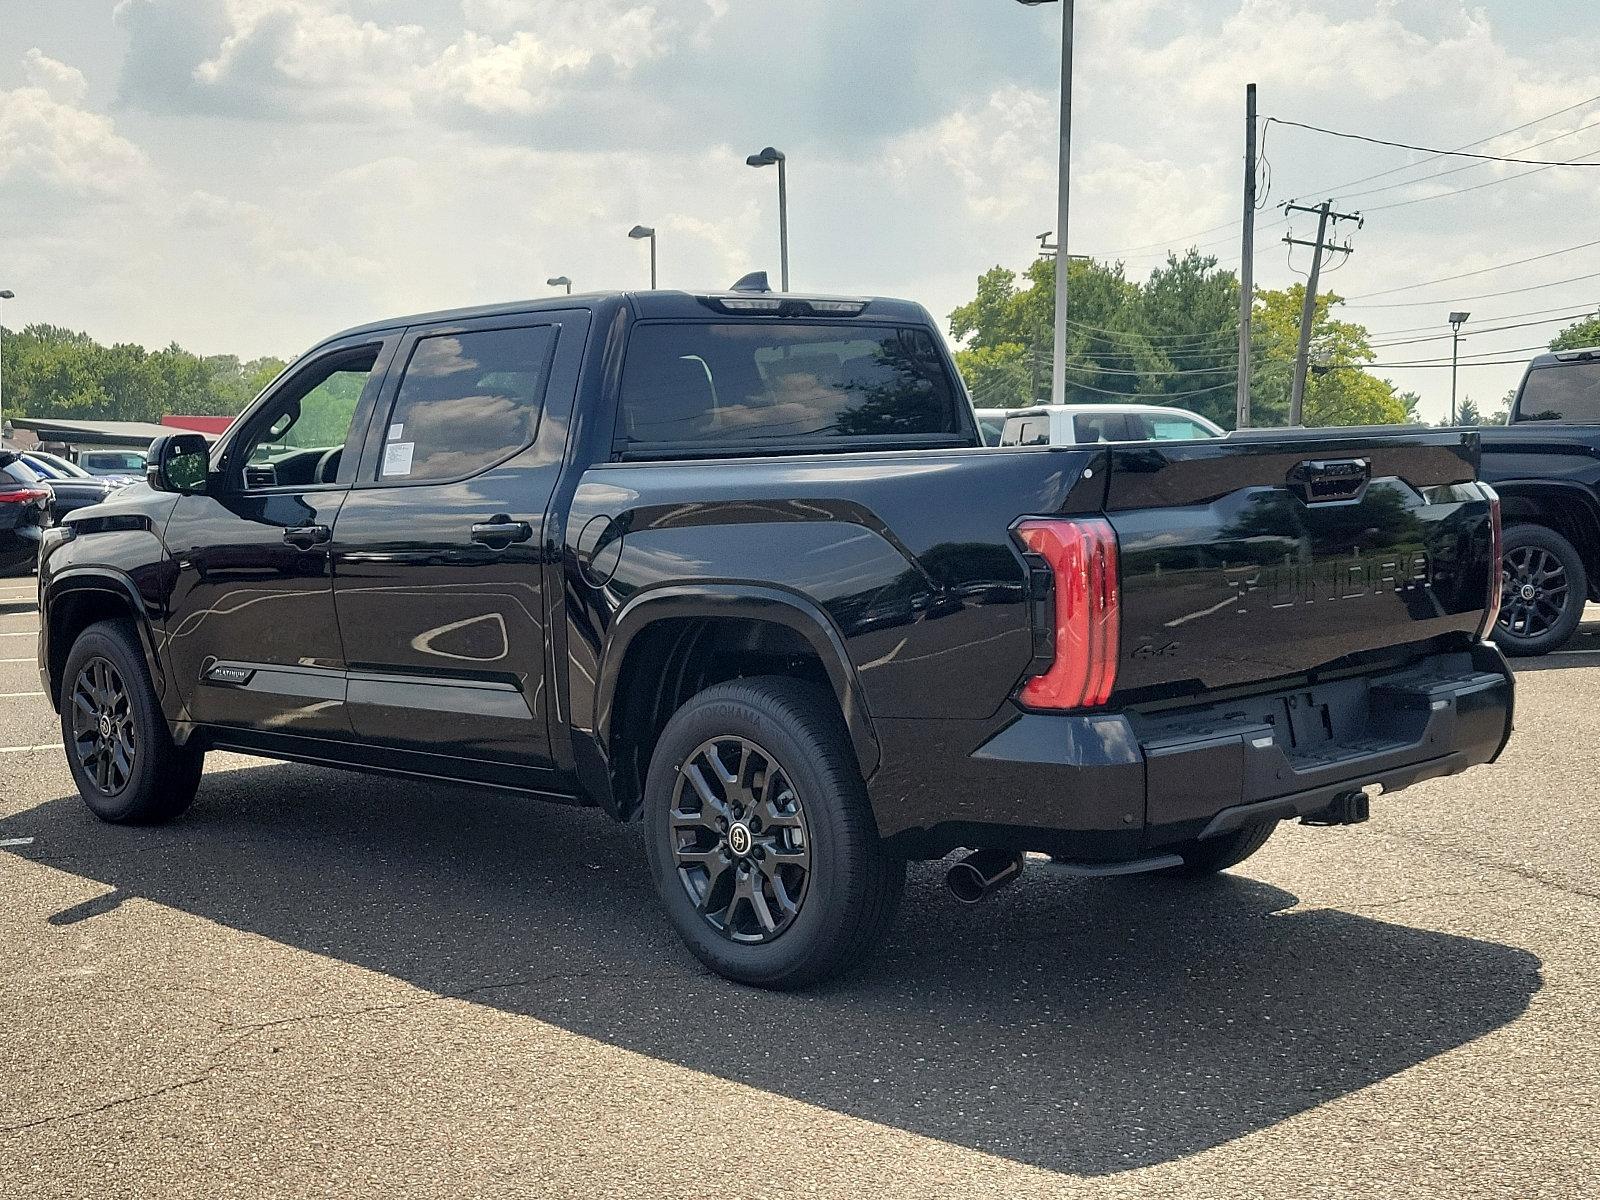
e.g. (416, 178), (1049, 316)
(283, 524), (331, 549)
(471, 518), (533, 548)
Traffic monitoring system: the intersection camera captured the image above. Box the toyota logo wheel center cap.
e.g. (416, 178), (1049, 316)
(99, 715), (113, 739)
(728, 823), (753, 856)
(1520, 583), (1537, 601)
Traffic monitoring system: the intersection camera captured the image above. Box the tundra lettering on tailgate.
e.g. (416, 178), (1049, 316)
(1227, 551), (1434, 611)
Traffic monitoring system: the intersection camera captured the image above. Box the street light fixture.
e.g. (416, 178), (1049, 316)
(546, 275), (572, 295)
(1449, 311), (1470, 425)
(628, 225), (657, 289)
(0, 289), (13, 446)
(1015, 0), (1073, 406)
(745, 147), (789, 291)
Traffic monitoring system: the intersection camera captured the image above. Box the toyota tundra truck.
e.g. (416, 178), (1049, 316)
(35, 287), (1512, 987)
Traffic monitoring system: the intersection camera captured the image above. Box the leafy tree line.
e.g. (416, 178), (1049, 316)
(0, 324), (287, 424)
(950, 251), (1419, 428)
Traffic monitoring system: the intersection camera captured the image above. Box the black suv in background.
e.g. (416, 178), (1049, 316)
(1480, 346), (1600, 654)
(36, 289), (1510, 987)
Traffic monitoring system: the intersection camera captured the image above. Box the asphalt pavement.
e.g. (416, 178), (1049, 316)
(0, 576), (1595, 1198)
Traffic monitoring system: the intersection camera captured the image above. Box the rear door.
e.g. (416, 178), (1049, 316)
(1102, 429), (1495, 704)
(329, 309), (588, 782)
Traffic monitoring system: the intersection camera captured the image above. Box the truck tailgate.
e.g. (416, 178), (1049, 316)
(1099, 429), (1494, 704)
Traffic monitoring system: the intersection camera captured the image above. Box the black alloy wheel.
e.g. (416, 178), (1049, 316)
(670, 734), (812, 943)
(1500, 544), (1569, 641)
(1492, 524), (1587, 656)
(70, 656), (136, 797)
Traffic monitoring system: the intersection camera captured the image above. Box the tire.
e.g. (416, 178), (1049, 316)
(1162, 818), (1278, 878)
(642, 677), (905, 989)
(1493, 523), (1587, 657)
(59, 619), (203, 824)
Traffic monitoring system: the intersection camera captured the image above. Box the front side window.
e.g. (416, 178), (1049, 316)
(618, 323), (963, 453)
(234, 348), (378, 490)
(378, 325), (557, 483)
(1516, 363), (1600, 422)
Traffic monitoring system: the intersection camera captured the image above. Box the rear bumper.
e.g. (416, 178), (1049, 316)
(868, 644), (1513, 859)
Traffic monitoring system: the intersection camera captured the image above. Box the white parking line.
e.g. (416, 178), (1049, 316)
(0, 631), (39, 637)
(0, 837), (35, 848)
(0, 691), (44, 698)
(0, 744), (60, 754)
(0, 657), (36, 663)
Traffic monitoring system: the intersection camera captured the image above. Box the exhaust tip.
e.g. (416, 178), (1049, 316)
(944, 848), (1025, 905)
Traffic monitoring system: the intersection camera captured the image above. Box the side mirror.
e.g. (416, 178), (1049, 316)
(146, 433), (210, 494)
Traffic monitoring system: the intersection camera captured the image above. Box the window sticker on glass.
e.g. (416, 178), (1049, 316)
(382, 441), (415, 477)
(388, 423), (404, 440)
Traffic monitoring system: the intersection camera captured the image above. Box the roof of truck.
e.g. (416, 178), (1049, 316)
(324, 290), (934, 346)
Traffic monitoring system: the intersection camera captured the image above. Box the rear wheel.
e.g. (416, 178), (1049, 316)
(1162, 819), (1278, 878)
(642, 677), (904, 989)
(1493, 524), (1586, 656)
(60, 619), (203, 824)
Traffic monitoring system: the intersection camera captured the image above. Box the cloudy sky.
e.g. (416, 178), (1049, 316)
(1, 0), (1596, 422)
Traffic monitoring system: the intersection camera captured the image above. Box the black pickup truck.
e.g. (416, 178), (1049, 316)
(36, 289), (1512, 987)
(1480, 346), (1600, 654)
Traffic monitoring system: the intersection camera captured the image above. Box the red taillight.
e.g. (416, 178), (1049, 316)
(1478, 487), (1503, 641)
(0, 486), (49, 505)
(1015, 517), (1120, 709)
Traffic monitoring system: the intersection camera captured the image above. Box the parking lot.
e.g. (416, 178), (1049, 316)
(0, 577), (1595, 1198)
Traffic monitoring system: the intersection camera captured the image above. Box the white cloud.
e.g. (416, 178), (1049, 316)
(21, 49), (89, 105)
(0, 72), (147, 201)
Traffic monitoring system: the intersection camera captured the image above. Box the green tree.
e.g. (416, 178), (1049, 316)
(1247, 285), (1411, 427)
(1550, 312), (1600, 351)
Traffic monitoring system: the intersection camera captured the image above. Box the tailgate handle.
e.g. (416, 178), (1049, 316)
(1288, 457), (1370, 505)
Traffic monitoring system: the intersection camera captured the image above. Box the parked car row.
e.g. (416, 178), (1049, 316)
(0, 448), (144, 575)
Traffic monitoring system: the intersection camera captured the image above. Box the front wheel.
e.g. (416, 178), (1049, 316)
(60, 619), (203, 824)
(1493, 524), (1586, 657)
(642, 677), (904, 989)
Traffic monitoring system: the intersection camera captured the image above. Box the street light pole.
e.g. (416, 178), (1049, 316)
(546, 275), (572, 295)
(0, 289), (13, 446)
(745, 147), (789, 291)
(1449, 311), (1470, 425)
(628, 226), (657, 288)
(1017, 0), (1073, 406)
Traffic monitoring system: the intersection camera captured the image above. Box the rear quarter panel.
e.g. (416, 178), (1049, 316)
(561, 447), (1102, 733)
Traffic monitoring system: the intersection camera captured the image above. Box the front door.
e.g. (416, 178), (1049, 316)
(163, 338), (393, 736)
(329, 311), (586, 783)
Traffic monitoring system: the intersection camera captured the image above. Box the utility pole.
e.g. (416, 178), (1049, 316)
(1284, 199), (1360, 425)
(1236, 84), (1256, 429)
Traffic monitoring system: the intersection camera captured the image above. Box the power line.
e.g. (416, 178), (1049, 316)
(1266, 116), (1600, 166)
(1343, 237), (1600, 299)
(1343, 268), (1600, 310)
(1363, 144), (1600, 213)
(1369, 309), (1599, 348)
(1367, 302), (1600, 336)
(1299, 91), (1600, 196)
(1333, 117), (1600, 203)
(1064, 378), (1240, 398)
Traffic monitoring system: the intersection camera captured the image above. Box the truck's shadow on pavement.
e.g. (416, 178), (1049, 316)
(6, 762), (1541, 1177)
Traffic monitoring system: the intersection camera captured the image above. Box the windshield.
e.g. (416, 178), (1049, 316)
(31, 452), (91, 478)
(1515, 361), (1600, 422)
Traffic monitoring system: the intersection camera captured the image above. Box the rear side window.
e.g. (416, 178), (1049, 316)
(618, 323), (964, 453)
(380, 325), (557, 482)
(1002, 415), (1050, 446)
(1516, 362), (1600, 422)
(1129, 413), (1216, 441)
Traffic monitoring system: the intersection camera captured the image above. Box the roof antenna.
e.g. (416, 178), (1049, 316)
(729, 271), (771, 293)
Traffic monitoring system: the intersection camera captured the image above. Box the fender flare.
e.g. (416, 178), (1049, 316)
(41, 567), (166, 712)
(595, 583), (880, 780)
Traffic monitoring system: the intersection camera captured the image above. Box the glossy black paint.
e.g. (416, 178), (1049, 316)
(38, 290), (1513, 866)
(1478, 423), (1600, 605)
